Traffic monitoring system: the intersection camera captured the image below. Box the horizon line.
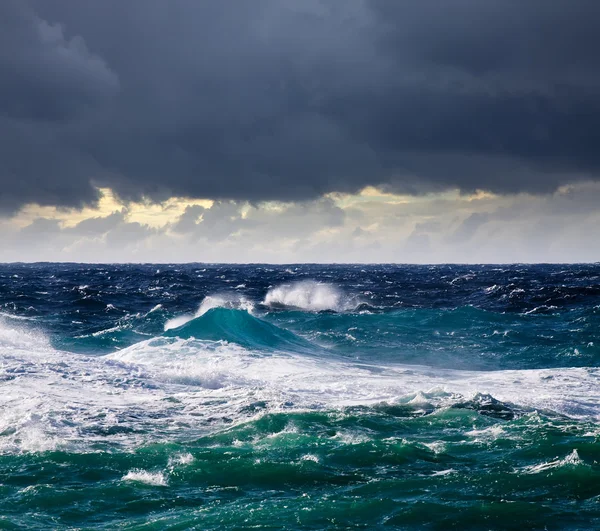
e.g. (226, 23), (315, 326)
(1, 261), (599, 267)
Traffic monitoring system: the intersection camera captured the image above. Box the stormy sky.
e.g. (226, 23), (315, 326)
(1, 0), (599, 262)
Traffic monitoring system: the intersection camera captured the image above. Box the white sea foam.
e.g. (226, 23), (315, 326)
(300, 454), (320, 463)
(0, 312), (36, 321)
(431, 468), (456, 477)
(0, 317), (48, 351)
(91, 325), (123, 337)
(522, 449), (584, 474)
(122, 469), (168, 486)
(109, 332), (600, 420)
(465, 425), (506, 441)
(523, 305), (558, 315)
(3, 317), (600, 456)
(108, 336), (253, 389)
(168, 453), (194, 467)
(164, 314), (194, 331)
(334, 431), (372, 445)
(423, 441), (446, 454)
(196, 294), (254, 316)
(484, 285), (501, 294)
(263, 281), (359, 312)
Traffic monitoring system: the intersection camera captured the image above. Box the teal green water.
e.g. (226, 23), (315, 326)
(165, 307), (316, 354)
(1, 264), (600, 529)
(2, 409), (599, 530)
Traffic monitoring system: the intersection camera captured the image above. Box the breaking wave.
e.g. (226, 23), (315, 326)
(164, 307), (315, 353)
(164, 294), (255, 331)
(263, 281), (363, 312)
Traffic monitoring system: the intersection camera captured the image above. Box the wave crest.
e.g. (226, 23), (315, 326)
(263, 281), (359, 312)
(164, 294), (254, 331)
(0, 318), (49, 352)
(164, 307), (314, 353)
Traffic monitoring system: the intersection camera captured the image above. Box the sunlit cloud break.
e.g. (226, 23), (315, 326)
(2, 183), (599, 263)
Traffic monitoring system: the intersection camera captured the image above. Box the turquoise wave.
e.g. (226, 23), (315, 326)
(164, 307), (318, 354)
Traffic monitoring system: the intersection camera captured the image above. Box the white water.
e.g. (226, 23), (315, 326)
(1, 317), (600, 455)
(263, 281), (360, 312)
(122, 469), (168, 486)
(164, 281), (359, 333)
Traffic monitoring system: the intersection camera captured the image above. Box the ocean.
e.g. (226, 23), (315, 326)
(1, 263), (599, 530)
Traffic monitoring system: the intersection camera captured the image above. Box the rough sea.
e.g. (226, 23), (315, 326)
(1, 263), (600, 530)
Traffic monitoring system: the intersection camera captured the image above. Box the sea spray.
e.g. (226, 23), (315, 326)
(263, 281), (361, 312)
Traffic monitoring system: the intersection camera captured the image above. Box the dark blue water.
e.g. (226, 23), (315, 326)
(1, 263), (600, 529)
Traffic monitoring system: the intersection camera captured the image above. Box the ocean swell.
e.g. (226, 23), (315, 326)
(164, 294), (255, 331)
(164, 307), (315, 354)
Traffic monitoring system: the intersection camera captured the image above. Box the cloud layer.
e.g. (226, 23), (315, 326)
(2, 183), (599, 263)
(1, 0), (600, 214)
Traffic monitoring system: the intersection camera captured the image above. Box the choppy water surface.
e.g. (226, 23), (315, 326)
(1, 263), (600, 529)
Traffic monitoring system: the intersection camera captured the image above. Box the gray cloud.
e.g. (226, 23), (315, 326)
(0, 0), (118, 123)
(172, 202), (246, 242)
(1, 183), (599, 263)
(1, 0), (600, 213)
(69, 211), (125, 237)
(171, 197), (345, 244)
(451, 212), (491, 243)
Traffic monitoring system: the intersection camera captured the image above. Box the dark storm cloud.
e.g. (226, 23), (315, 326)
(1, 0), (600, 213)
(0, 0), (117, 213)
